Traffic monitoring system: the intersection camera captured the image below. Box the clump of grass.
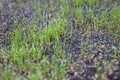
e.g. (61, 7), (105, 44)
(86, 0), (97, 6)
(74, 7), (84, 23)
(2, 16), (68, 79)
(60, 0), (69, 17)
(106, 6), (120, 40)
(80, 38), (87, 54)
(72, 0), (85, 7)
(43, 19), (67, 42)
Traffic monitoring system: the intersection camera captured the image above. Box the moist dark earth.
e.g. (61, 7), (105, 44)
(0, 0), (120, 80)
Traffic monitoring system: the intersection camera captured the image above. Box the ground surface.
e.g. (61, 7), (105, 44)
(0, 0), (120, 80)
